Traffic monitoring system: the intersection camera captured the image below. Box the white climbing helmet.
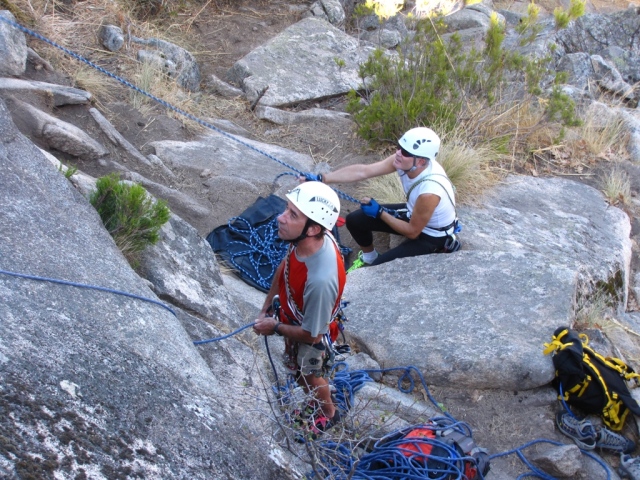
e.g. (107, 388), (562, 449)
(398, 127), (441, 161)
(286, 181), (340, 231)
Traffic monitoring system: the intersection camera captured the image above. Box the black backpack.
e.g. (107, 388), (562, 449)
(543, 326), (640, 430)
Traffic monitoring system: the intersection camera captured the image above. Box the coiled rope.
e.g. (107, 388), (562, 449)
(223, 216), (288, 291)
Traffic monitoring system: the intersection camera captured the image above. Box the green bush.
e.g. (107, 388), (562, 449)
(347, 9), (583, 151)
(516, 2), (542, 45)
(347, 19), (472, 143)
(90, 174), (170, 262)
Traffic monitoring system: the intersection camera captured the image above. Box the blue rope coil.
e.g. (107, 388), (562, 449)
(225, 215), (288, 290)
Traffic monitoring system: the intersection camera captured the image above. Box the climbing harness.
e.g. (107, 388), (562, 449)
(406, 174), (461, 232)
(404, 173), (462, 253)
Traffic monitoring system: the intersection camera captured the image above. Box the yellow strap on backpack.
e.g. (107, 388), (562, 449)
(543, 328), (574, 355)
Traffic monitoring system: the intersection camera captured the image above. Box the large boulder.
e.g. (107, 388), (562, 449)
(0, 97), (289, 479)
(226, 17), (378, 107)
(344, 176), (631, 391)
(0, 11), (27, 76)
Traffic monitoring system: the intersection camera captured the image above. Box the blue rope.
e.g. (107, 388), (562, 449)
(332, 363), (373, 412)
(0, 268), (258, 345)
(192, 322), (255, 345)
(225, 216), (288, 290)
(0, 268), (176, 316)
(489, 438), (612, 480)
(0, 15), (363, 206)
(314, 366), (613, 480)
(360, 366), (449, 416)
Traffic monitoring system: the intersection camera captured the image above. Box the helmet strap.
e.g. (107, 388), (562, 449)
(398, 156), (420, 176)
(291, 218), (323, 244)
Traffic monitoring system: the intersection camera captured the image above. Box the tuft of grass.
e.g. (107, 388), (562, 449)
(437, 136), (500, 204)
(357, 173), (404, 204)
(131, 60), (158, 113)
(575, 287), (612, 329)
(89, 173), (171, 264)
(73, 66), (118, 105)
(579, 113), (627, 158)
(599, 167), (631, 207)
(58, 163), (78, 179)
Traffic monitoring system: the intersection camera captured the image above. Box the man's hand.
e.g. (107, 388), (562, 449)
(253, 314), (278, 336)
(361, 198), (382, 219)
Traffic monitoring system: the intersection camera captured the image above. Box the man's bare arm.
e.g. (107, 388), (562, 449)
(322, 154), (396, 184)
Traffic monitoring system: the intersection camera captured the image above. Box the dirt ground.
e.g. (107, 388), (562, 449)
(12, 0), (640, 477)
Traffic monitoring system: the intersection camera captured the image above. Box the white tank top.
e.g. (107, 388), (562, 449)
(398, 159), (456, 237)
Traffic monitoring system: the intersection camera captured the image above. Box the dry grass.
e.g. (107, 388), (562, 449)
(10, 0), (257, 136)
(576, 105), (629, 160)
(356, 123), (501, 206)
(457, 97), (550, 173)
(72, 65), (119, 105)
(599, 167), (631, 207)
(437, 129), (501, 204)
(575, 287), (612, 329)
(357, 174), (404, 204)
(130, 60), (157, 113)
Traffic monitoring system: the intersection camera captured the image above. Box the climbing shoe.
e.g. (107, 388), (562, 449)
(346, 251), (367, 274)
(595, 426), (636, 453)
(555, 411), (597, 450)
(619, 453), (640, 480)
(308, 409), (342, 439)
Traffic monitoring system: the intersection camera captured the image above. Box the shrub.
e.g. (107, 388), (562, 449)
(361, 0), (404, 20)
(347, 8), (584, 155)
(515, 2), (542, 45)
(89, 174), (170, 262)
(347, 19), (469, 143)
(554, 0), (586, 29)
